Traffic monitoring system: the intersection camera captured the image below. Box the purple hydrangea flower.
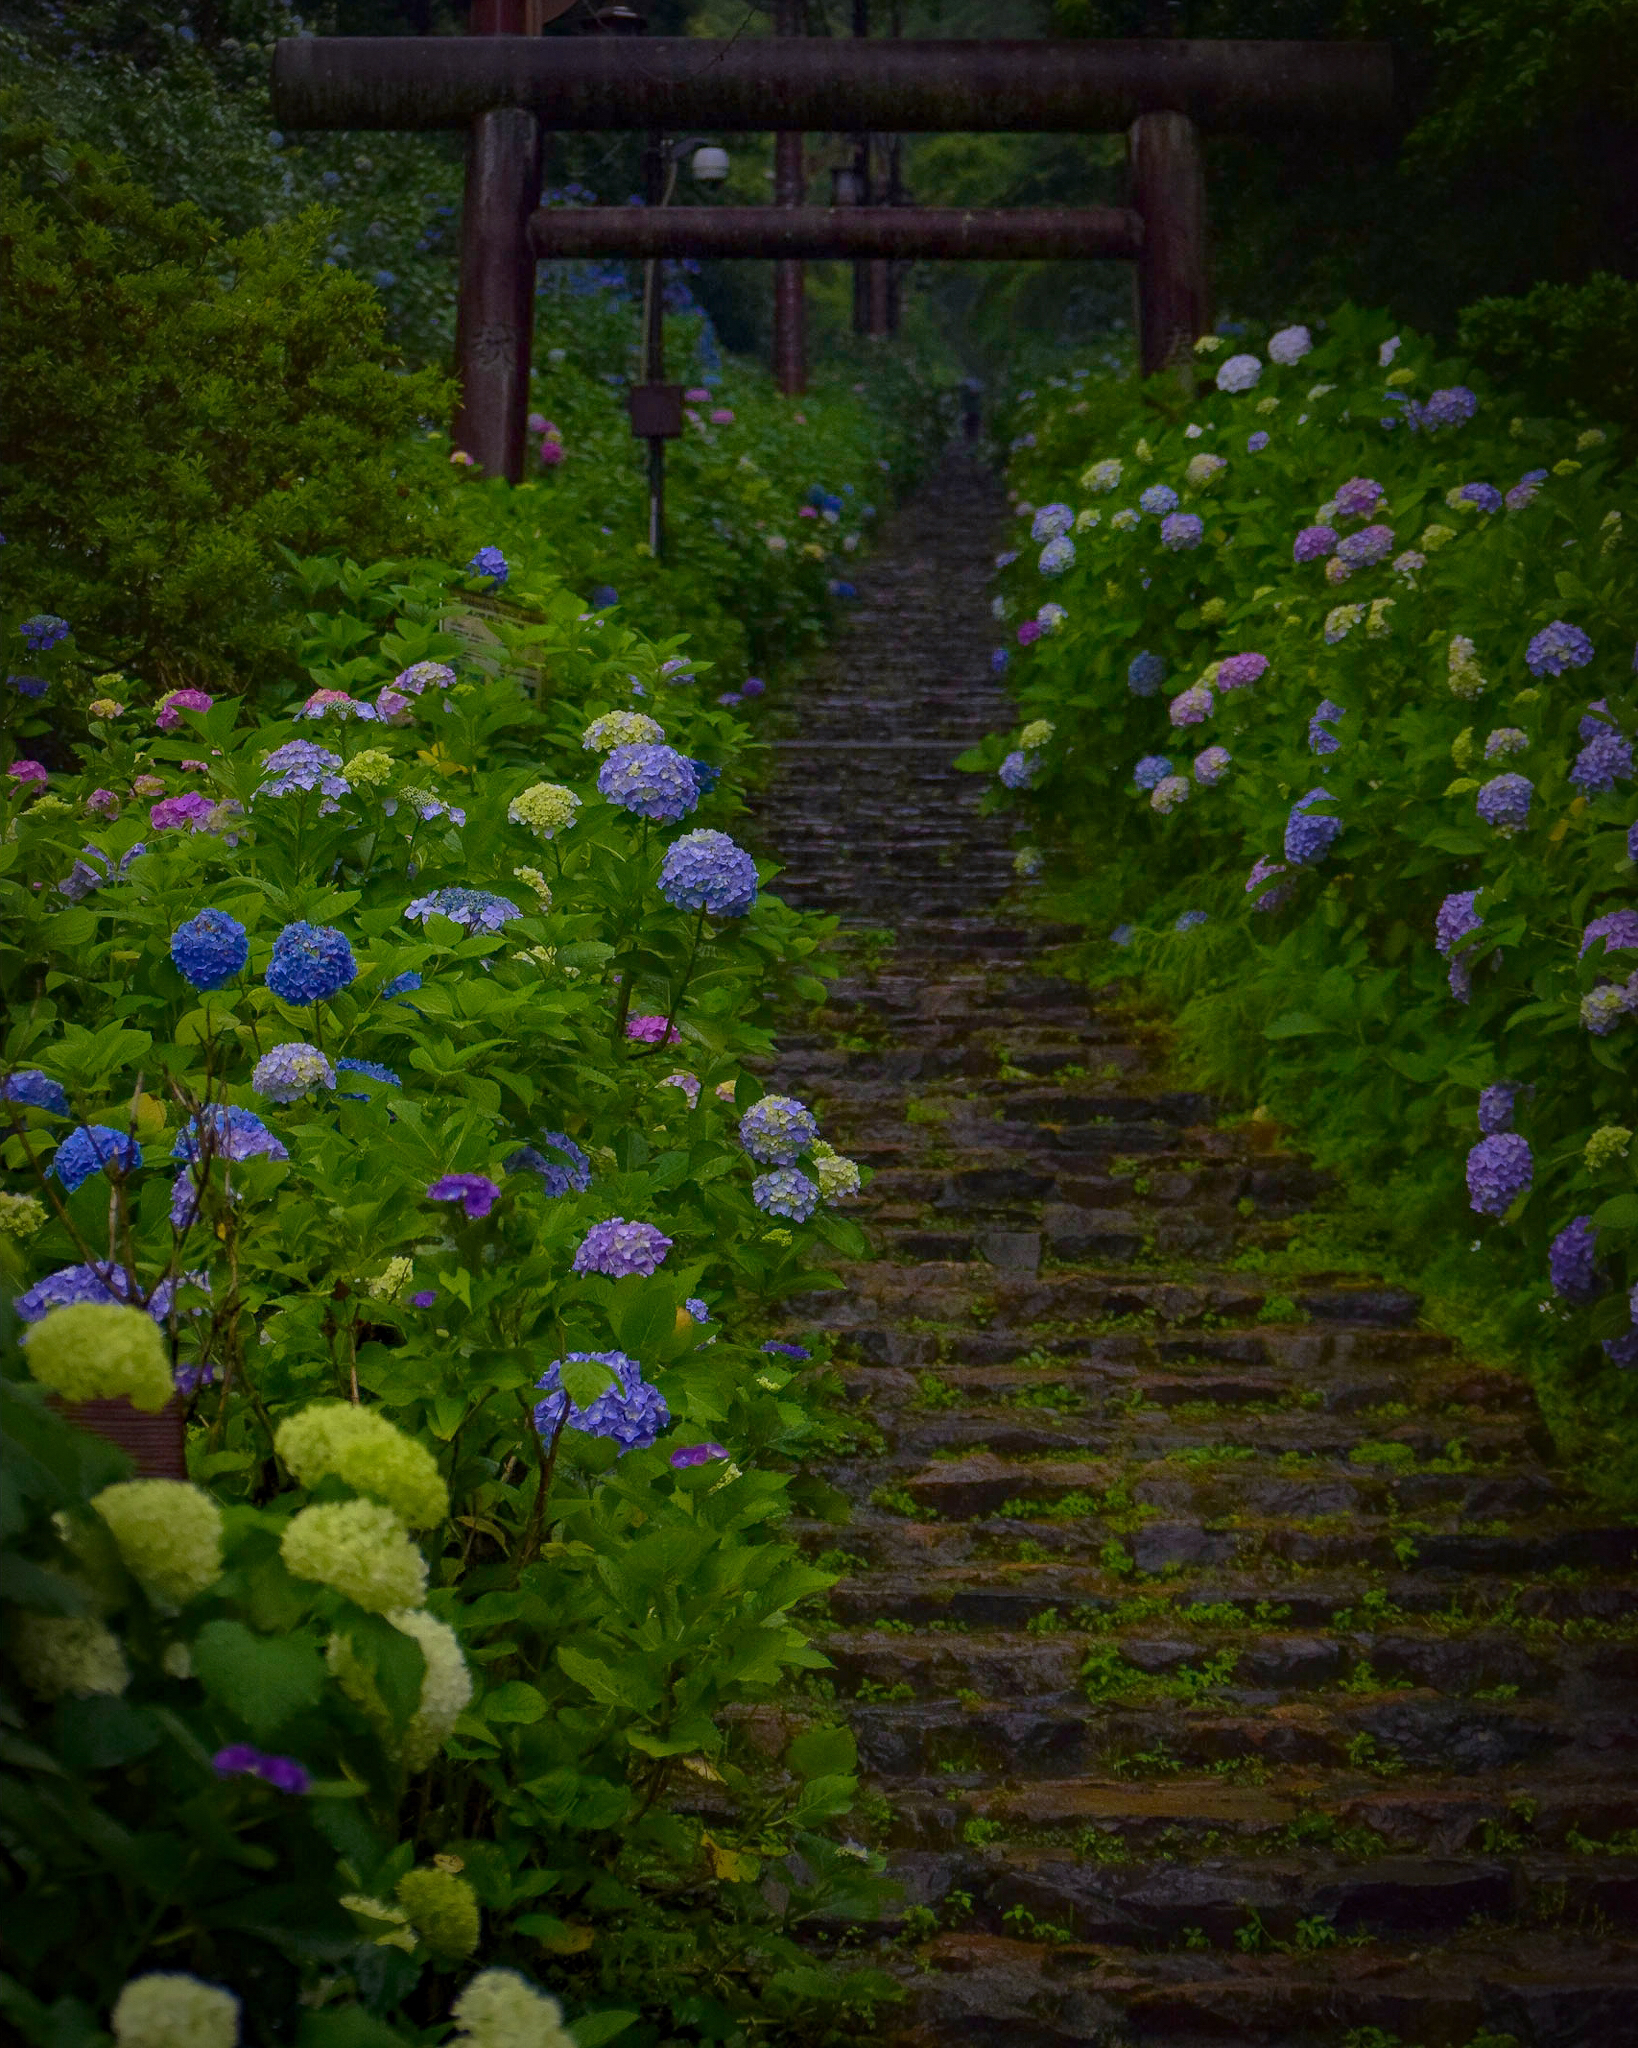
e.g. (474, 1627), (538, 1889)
(1193, 746), (1232, 787)
(1579, 701), (1616, 742)
(467, 546), (508, 584)
(19, 614), (70, 652)
(761, 1340), (811, 1359)
(1570, 732), (1634, 796)
(1133, 756), (1172, 791)
(16, 1263), (181, 1323)
(670, 1442), (729, 1469)
(252, 1044), (335, 1103)
(427, 1172), (501, 1220)
(598, 743), (700, 823)
(1466, 1133), (1532, 1216)
(753, 1167), (819, 1221)
(1335, 523), (1394, 568)
(1454, 483), (1502, 515)
(1581, 911), (1638, 959)
(1548, 1216), (1606, 1305)
(1128, 651), (1165, 697)
(10, 674), (47, 699)
(1581, 982), (1636, 1035)
(1283, 789), (1342, 865)
(1605, 1289), (1638, 1370)
(1031, 503), (1074, 540)
(266, 922), (356, 1006)
(657, 829), (758, 916)
(506, 1131), (590, 1197)
(534, 1350), (669, 1452)
(172, 1106), (288, 1167)
(1436, 891), (1482, 956)
(412, 1289), (438, 1308)
(685, 1297), (711, 1323)
(335, 1058), (400, 1099)
(212, 1745), (312, 1795)
(1476, 773), (1532, 835)
(255, 740), (350, 802)
(998, 750), (1036, 790)
(1169, 683), (1214, 726)
(404, 888), (522, 933)
(1293, 525), (1338, 563)
(1334, 478), (1384, 521)
(1247, 431), (1270, 453)
(2, 1069), (70, 1115)
(571, 1216), (673, 1278)
(1175, 910), (1208, 932)
(170, 910), (249, 992)
(1216, 652), (1268, 693)
(1308, 700), (1346, 755)
(59, 843), (145, 904)
(1505, 479), (1540, 510)
(1416, 386), (1478, 429)
(52, 1125), (141, 1192)
(1476, 1084), (1518, 1136)
(1138, 485), (1179, 517)
(394, 662), (455, 696)
(1160, 513), (1204, 551)
(1526, 622), (1594, 677)
(1016, 620), (1044, 647)
(739, 1094), (818, 1165)
(150, 793), (215, 833)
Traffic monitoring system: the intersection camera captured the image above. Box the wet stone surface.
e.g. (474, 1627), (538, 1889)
(741, 451), (1638, 2046)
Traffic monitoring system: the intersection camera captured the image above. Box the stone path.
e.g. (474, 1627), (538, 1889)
(748, 450), (1638, 2048)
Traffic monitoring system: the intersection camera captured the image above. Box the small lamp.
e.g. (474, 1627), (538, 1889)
(830, 165), (864, 206)
(690, 145), (731, 184)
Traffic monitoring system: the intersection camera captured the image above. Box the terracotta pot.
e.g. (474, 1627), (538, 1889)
(54, 1395), (187, 1478)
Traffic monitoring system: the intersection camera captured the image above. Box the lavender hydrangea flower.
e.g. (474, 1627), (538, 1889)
(1570, 731), (1634, 795)
(213, 1745), (312, 1795)
(762, 1339), (811, 1359)
(1466, 1133), (1532, 1216)
(252, 1043), (335, 1103)
(266, 922), (356, 1006)
(1548, 1216), (1606, 1305)
(1333, 478), (1384, 520)
(2, 1070), (69, 1116)
(1127, 651), (1165, 697)
(1150, 775), (1190, 815)
(1294, 525), (1338, 563)
(1476, 1084), (1518, 1136)
(1452, 482), (1501, 515)
(1031, 503), (1074, 540)
(1483, 728), (1528, 762)
(753, 1167), (819, 1221)
(1581, 983), (1636, 1035)
(1436, 891), (1482, 957)
(427, 1172), (501, 1219)
(657, 829), (758, 916)
(52, 1125), (141, 1192)
(256, 740), (350, 803)
(571, 1216), (673, 1278)
(1175, 910), (1208, 932)
(1581, 911), (1638, 959)
(1161, 513), (1204, 551)
(57, 842), (145, 903)
(1169, 683), (1214, 727)
(1416, 386), (1478, 430)
(1336, 524), (1394, 568)
(1525, 622), (1594, 677)
(506, 1130), (591, 1196)
(685, 1298), (711, 1323)
(1476, 773), (1532, 835)
(16, 1262), (182, 1323)
(998, 750), (1036, 790)
(1247, 431), (1270, 453)
(1138, 485), (1179, 517)
(1505, 478), (1541, 510)
(1216, 354), (1261, 394)
(1308, 700), (1346, 754)
(173, 1106), (289, 1167)
(1038, 537), (1075, 576)
(739, 1094), (818, 1165)
(19, 614), (70, 652)
(1216, 652), (1268, 693)
(170, 910), (249, 992)
(1193, 746), (1231, 786)
(1604, 1287), (1638, 1370)
(1580, 701), (1616, 742)
(467, 546), (508, 584)
(150, 793), (215, 833)
(598, 742), (700, 823)
(404, 888), (522, 933)
(395, 662), (456, 696)
(1133, 755), (1172, 790)
(670, 1442), (729, 1469)
(534, 1350), (669, 1452)
(1283, 789), (1342, 865)
(1268, 324), (1312, 366)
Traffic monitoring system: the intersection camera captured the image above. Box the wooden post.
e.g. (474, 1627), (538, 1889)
(1129, 109), (1209, 376)
(452, 0), (539, 480)
(773, 0), (806, 396)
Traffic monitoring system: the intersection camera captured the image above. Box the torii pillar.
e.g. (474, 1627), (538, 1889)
(772, 0), (807, 396)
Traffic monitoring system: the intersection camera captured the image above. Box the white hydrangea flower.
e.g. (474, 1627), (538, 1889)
(1215, 354), (1262, 394)
(1080, 458), (1122, 494)
(450, 1969), (573, 2048)
(113, 1975), (239, 2048)
(580, 714), (662, 754)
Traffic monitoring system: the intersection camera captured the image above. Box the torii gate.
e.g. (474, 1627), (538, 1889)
(272, 27), (1392, 484)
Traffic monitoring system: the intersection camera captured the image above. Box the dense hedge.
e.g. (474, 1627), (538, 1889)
(966, 307), (1638, 1495)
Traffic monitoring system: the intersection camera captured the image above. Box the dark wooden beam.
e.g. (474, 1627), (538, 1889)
(528, 205), (1145, 261)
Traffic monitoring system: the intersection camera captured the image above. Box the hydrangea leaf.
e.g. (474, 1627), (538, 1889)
(191, 1618), (327, 1738)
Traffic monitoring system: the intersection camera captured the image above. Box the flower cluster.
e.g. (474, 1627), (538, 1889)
(582, 711), (663, 752)
(170, 909), (249, 991)
(405, 888), (522, 932)
(752, 1166), (819, 1221)
(739, 1094), (818, 1164)
(598, 743), (699, 822)
(266, 921), (356, 1006)
(507, 783), (581, 838)
(252, 1043), (334, 1103)
(1283, 789), (1342, 865)
(534, 1350), (669, 1452)
(658, 829), (759, 916)
(571, 1217), (673, 1278)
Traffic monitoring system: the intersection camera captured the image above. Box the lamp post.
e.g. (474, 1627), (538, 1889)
(632, 135), (729, 560)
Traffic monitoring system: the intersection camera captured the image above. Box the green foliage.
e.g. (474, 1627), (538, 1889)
(1459, 274), (1638, 433)
(0, 116), (453, 687)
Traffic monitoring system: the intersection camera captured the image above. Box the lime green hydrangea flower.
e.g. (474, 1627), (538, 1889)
(275, 1401), (449, 1527)
(512, 866), (552, 908)
(397, 1867), (481, 1963)
(366, 1257), (414, 1301)
(112, 1974), (239, 2048)
(581, 712), (662, 754)
(1016, 719), (1054, 751)
(507, 782), (581, 838)
(450, 1969), (574, 2048)
(328, 1606), (472, 1771)
(347, 749), (396, 786)
(1585, 1126), (1632, 1171)
(810, 1142), (863, 1202)
(22, 1303), (173, 1411)
(280, 1500), (428, 1612)
(0, 1190), (47, 1238)
(12, 1613), (129, 1700)
(91, 1480), (224, 1604)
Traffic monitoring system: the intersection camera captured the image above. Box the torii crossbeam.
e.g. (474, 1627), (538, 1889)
(272, 34), (1393, 483)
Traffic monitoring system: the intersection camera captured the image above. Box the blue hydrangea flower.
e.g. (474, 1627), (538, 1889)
(991, 648), (1010, 674)
(1283, 789), (1342, 865)
(52, 1125), (141, 1192)
(1605, 1287), (1638, 1370)
(1160, 513), (1204, 551)
(1111, 924), (1135, 948)
(1247, 431), (1270, 453)
(1548, 1215), (1606, 1305)
(761, 1340), (811, 1359)
(468, 546), (509, 584)
(1030, 504), (1074, 540)
(1475, 773), (1532, 835)
(1476, 1084), (1518, 1136)
(1175, 910), (1208, 932)
(58, 843), (145, 903)
(16, 1262), (181, 1324)
(1453, 482), (1502, 515)
(753, 1167), (819, 1221)
(170, 909), (249, 992)
(1132, 755), (1172, 791)
(739, 1094), (818, 1165)
(1128, 652), (1165, 697)
(534, 1350), (669, 1452)
(10, 674), (47, 698)
(1335, 524), (1394, 567)
(404, 888), (523, 933)
(2, 1070), (69, 1115)
(256, 740), (350, 802)
(335, 1058), (401, 1099)
(266, 922), (356, 1006)
(597, 743), (700, 823)
(383, 970), (423, 1000)
(1570, 731), (1633, 795)
(252, 1043), (335, 1103)
(1412, 386), (1477, 430)
(1308, 701), (1346, 755)
(505, 1131), (592, 1197)
(19, 614), (70, 653)
(685, 1297), (711, 1323)
(571, 1216), (673, 1278)
(1193, 746), (1231, 787)
(1138, 485), (1179, 517)
(1525, 621), (1594, 677)
(998, 750), (1036, 790)
(172, 1106), (289, 1166)
(658, 829), (758, 916)
(1037, 537), (1075, 576)
(685, 758), (723, 795)
(1466, 1133), (1532, 1216)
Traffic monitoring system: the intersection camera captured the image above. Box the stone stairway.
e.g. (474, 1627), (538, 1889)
(744, 451), (1638, 2047)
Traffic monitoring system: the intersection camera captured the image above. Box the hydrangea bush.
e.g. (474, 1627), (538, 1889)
(968, 307), (1637, 1483)
(0, 555), (885, 2045)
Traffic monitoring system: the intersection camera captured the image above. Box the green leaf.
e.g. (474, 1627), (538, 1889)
(568, 2012), (639, 2048)
(298, 2008), (415, 2048)
(1591, 1193), (1638, 1231)
(1263, 1012), (1333, 1040)
(480, 1681), (548, 1725)
(786, 1724), (857, 1779)
(338, 1613), (427, 1735)
(191, 1619), (327, 1738)
(559, 1356), (619, 1409)
(609, 1276), (678, 1361)
(557, 1644), (660, 1714)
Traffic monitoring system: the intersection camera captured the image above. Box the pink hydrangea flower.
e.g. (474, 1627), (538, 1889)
(627, 1014), (680, 1044)
(7, 759), (48, 786)
(149, 791), (215, 831)
(157, 688), (213, 732)
(540, 441), (565, 467)
(86, 789), (120, 817)
(1016, 621), (1044, 646)
(710, 408), (735, 426)
(685, 387), (710, 402)
(1216, 652), (1269, 692)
